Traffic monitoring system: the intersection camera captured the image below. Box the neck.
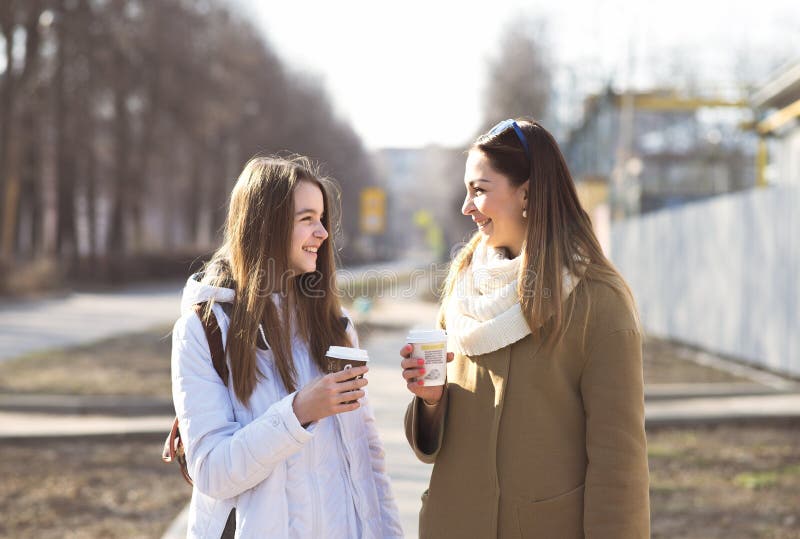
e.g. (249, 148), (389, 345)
(504, 240), (524, 259)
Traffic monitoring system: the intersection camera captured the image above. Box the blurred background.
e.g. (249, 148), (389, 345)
(0, 0), (799, 538)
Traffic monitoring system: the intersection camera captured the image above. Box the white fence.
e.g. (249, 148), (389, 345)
(610, 184), (799, 377)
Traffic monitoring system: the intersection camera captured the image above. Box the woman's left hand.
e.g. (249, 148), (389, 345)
(400, 344), (454, 405)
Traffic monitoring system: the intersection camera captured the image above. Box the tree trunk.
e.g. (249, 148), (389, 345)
(54, 1), (77, 260)
(129, 9), (164, 254)
(209, 135), (229, 240)
(16, 101), (42, 258)
(0, 5), (17, 260)
(186, 143), (203, 249)
(1, 1), (43, 260)
(78, 0), (97, 262)
(108, 50), (130, 257)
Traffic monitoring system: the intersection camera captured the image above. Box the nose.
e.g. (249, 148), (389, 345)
(315, 222), (329, 241)
(461, 194), (475, 216)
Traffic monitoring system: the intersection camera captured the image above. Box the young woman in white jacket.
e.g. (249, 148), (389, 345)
(171, 155), (403, 538)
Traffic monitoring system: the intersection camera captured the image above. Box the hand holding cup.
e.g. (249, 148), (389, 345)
(293, 346), (370, 426)
(400, 339), (454, 405)
(293, 366), (369, 426)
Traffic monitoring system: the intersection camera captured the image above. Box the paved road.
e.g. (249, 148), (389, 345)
(0, 281), (184, 362)
(360, 325), (435, 538)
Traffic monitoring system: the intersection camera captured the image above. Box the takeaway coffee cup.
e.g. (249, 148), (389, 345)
(325, 346), (369, 404)
(406, 329), (448, 386)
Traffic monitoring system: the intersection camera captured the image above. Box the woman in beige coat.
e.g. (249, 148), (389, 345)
(401, 119), (650, 538)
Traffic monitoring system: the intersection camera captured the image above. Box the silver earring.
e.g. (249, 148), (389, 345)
(522, 209), (527, 219)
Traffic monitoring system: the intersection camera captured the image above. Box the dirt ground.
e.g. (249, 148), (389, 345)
(0, 326), (174, 397)
(0, 437), (191, 539)
(0, 426), (796, 538)
(648, 425), (800, 539)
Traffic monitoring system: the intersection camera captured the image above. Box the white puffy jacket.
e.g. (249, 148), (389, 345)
(171, 276), (403, 538)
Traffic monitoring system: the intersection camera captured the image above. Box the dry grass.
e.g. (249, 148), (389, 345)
(0, 437), (191, 539)
(649, 425), (800, 538)
(643, 335), (753, 385)
(0, 326), (173, 397)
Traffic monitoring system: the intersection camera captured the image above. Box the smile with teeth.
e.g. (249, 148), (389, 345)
(302, 246), (318, 253)
(476, 218), (492, 229)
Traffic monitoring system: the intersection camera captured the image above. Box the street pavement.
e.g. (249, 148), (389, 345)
(0, 281), (183, 362)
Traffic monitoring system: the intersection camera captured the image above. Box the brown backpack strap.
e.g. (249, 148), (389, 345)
(192, 302), (228, 386)
(163, 302), (230, 486)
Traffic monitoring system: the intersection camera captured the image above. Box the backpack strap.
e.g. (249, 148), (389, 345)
(192, 302), (228, 386)
(194, 306), (347, 377)
(163, 301), (230, 485)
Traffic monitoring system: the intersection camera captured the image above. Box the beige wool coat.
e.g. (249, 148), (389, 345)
(405, 279), (650, 538)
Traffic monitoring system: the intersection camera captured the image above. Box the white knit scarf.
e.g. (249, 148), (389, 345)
(444, 240), (577, 356)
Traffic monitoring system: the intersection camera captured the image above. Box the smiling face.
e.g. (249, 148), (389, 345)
(288, 180), (329, 276)
(462, 150), (529, 257)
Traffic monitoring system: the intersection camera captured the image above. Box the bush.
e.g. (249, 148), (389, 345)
(0, 258), (64, 297)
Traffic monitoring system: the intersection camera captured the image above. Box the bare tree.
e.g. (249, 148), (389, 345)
(1, 0), (380, 283)
(482, 16), (552, 129)
(0, 1), (45, 260)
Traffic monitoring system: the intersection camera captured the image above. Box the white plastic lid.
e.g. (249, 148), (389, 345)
(406, 329), (447, 343)
(325, 346), (369, 361)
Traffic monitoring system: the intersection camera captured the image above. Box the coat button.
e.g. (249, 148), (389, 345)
(270, 417), (280, 427)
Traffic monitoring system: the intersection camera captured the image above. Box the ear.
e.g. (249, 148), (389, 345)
(517, 180), (529, 206)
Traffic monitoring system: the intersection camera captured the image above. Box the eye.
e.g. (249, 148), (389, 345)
(472, 187), (485, 195)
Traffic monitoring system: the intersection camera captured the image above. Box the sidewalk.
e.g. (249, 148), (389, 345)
(4, 384), (799, 440)
(0, 280), (183, 362)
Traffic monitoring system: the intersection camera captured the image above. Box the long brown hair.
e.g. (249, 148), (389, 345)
(440, 119), (639, 349)
(202, 155), (351, 406)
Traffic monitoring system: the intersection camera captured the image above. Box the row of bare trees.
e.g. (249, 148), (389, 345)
(0, 0), (375, 281)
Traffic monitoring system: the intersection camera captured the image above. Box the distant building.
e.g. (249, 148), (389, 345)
(752, 60), (800, 186)
(372, 146), (465, 262)
(565, 87), (756, 220)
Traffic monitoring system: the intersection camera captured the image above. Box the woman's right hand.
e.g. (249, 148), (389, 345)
(292, 366), (369, 426)
(400, 344), (454, 405)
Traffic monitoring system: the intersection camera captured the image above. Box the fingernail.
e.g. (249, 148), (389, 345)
(417, 380), (424, 386)
(417, 359), (424, 366)
(419, 368), (425, 374)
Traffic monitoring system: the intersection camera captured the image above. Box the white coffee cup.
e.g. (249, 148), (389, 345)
(406, 329), (448, 386)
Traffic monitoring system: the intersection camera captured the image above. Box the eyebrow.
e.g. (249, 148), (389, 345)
(466, 179), (490, 187)
(295, 208), (322, 216)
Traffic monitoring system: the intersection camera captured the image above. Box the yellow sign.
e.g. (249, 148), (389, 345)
(360, 187), (386, 234)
